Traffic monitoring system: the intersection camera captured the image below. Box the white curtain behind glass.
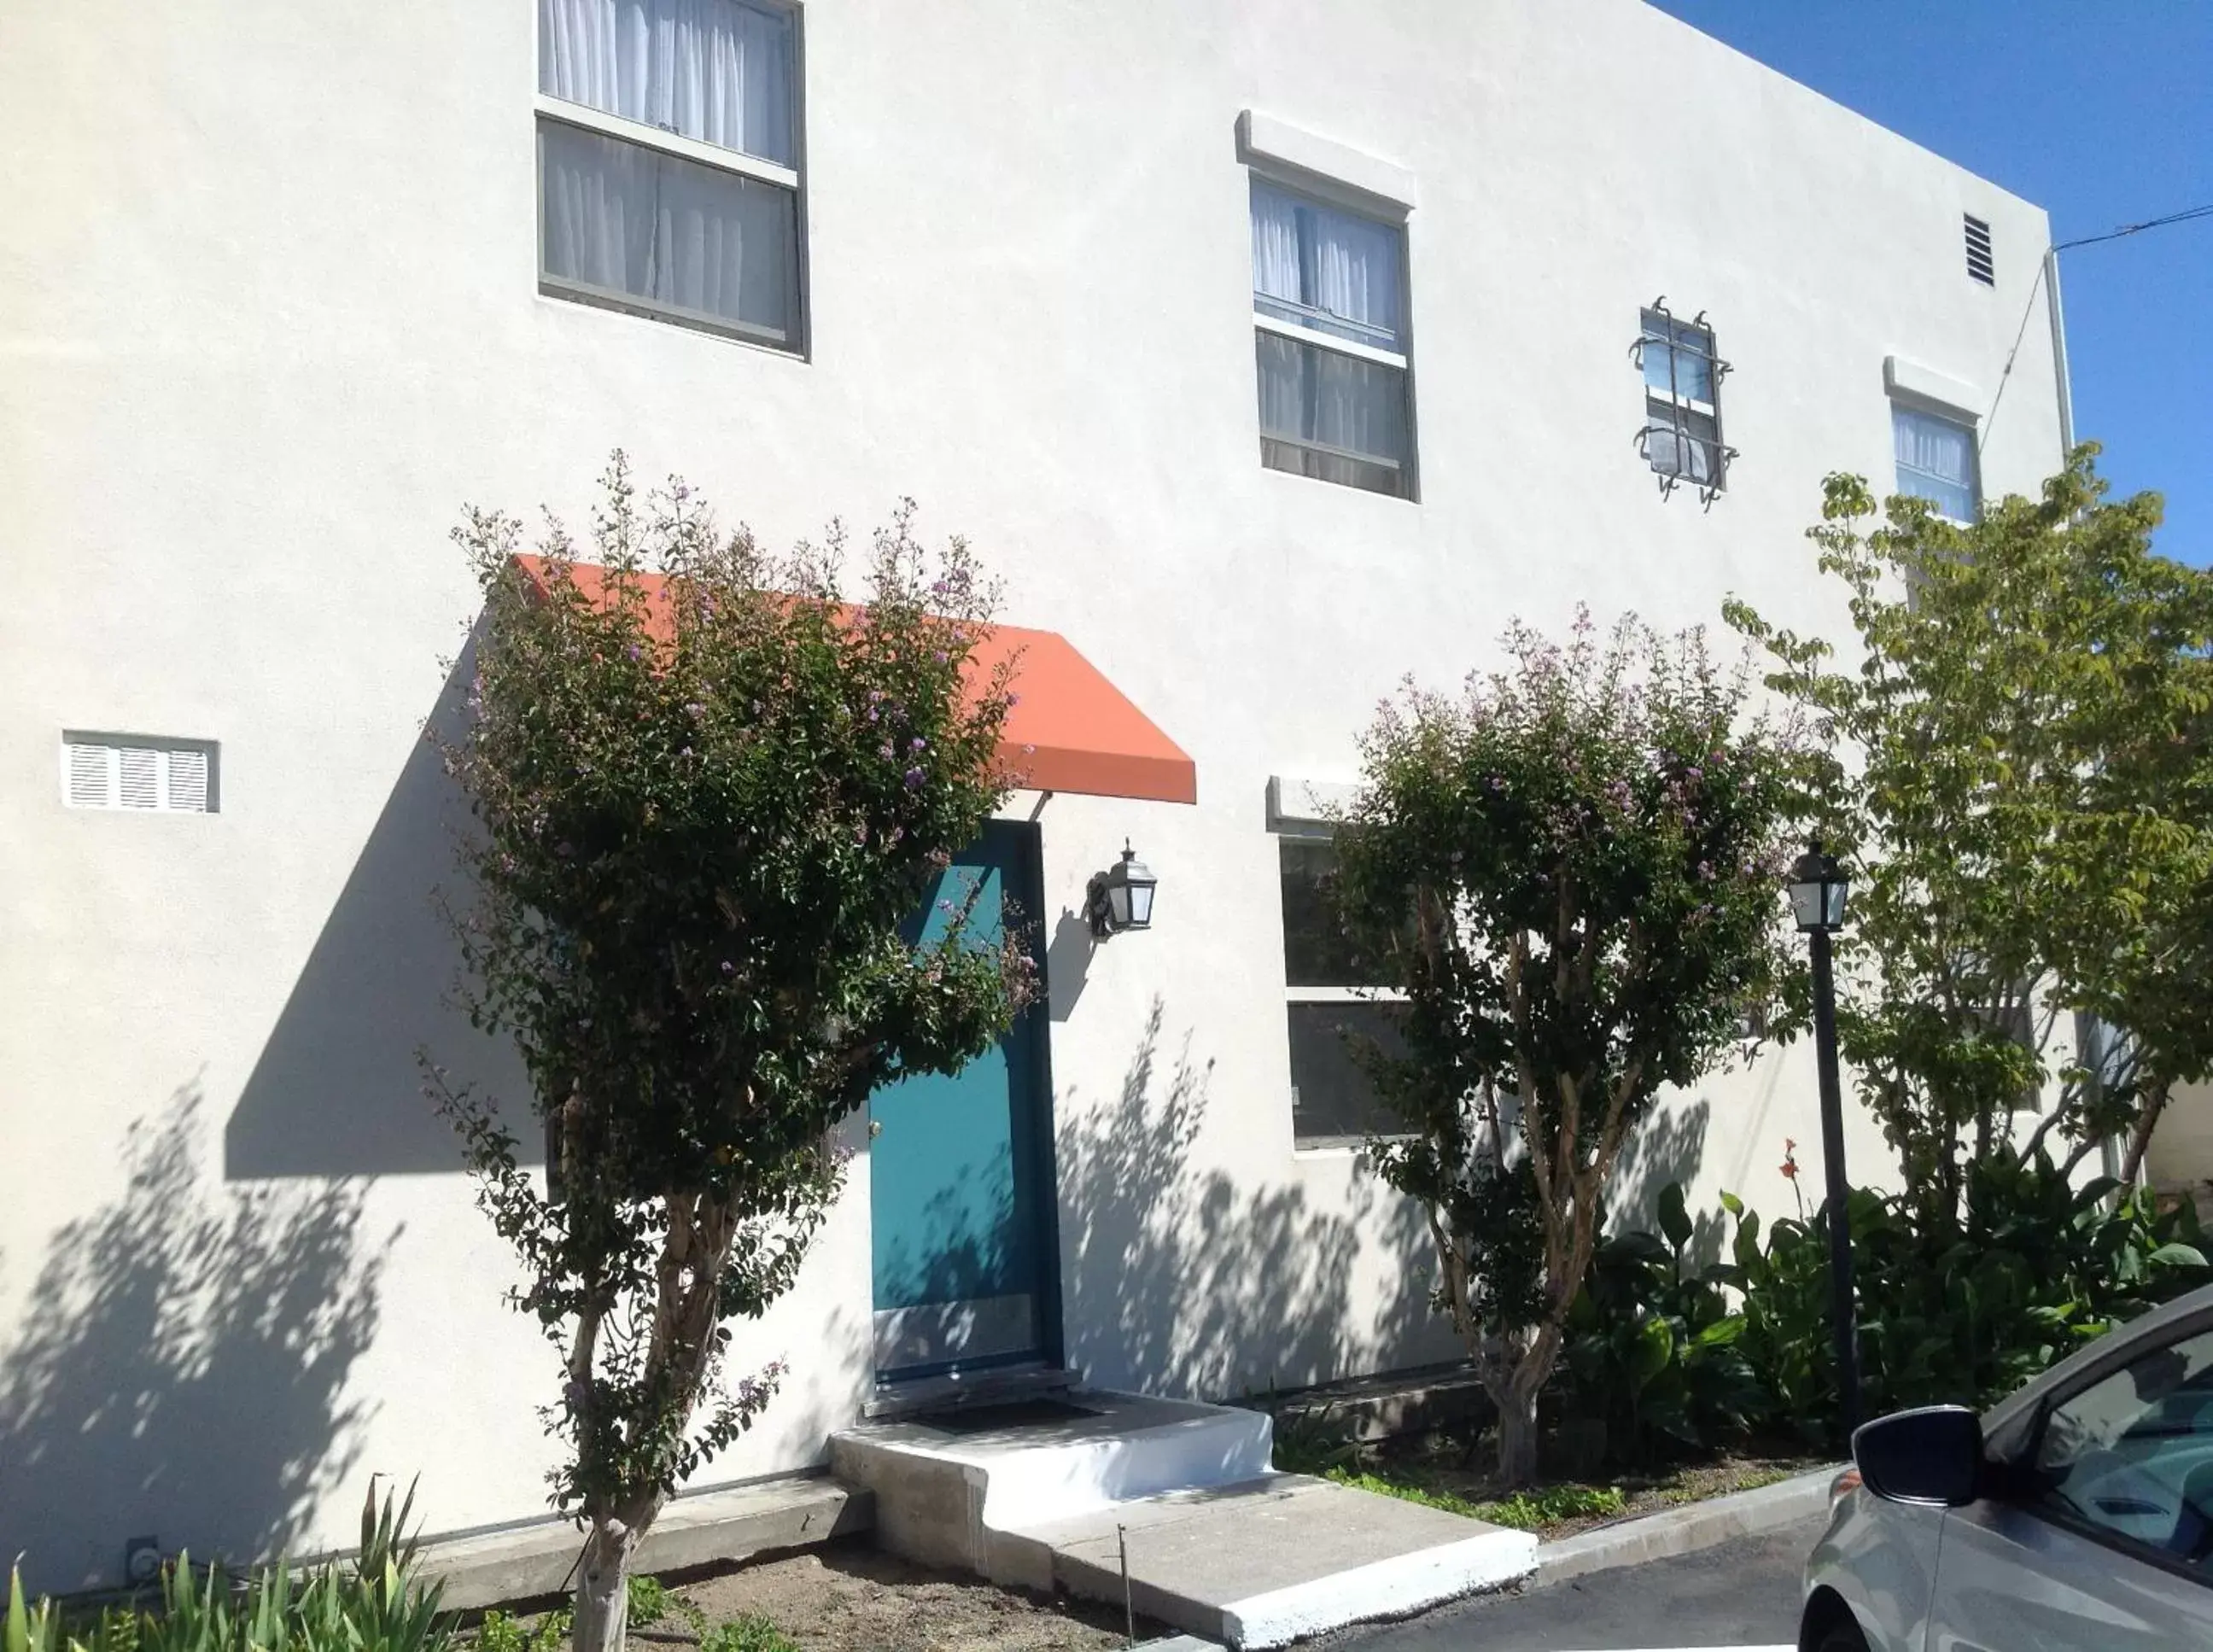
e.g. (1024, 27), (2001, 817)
(1893, 406), (1977, 519)
(540, 0), (793, 166)
(1249, 179), (1403, 351)
(541, 121), (791, 337)
(1257, 334), (1405, 466)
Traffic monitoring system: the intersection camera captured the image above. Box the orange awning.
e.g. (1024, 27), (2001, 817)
(510, 555), (1196, 805)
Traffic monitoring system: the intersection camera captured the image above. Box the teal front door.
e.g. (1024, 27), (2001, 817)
(868, 821), (1057, 1379)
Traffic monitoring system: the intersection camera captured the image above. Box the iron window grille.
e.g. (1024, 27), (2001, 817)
(1632, 300), (1737, 507)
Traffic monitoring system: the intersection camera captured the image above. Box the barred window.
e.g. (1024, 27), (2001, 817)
(1637, 306), (1733, 499)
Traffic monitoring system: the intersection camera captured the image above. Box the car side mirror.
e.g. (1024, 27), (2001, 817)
(1853, 1404), (1983, 1507)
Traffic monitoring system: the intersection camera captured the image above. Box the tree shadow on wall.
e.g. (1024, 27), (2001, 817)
(1058, 999), (1447, 1403)
(225, 640), (531, 1179)
(0, 1081), (396, 1593)
(1609, 1094), (1719, 1262)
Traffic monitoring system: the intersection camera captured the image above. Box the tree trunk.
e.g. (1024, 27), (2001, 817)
(572, 1515), (638, 1652)
(2120, 1081), (2172, 1188)
(1493, 1379), (1542, 1489)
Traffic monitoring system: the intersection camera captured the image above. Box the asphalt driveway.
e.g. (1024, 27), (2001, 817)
(1331, 1511), (1825, 1651)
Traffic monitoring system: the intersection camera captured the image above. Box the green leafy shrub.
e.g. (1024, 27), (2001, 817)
(472, 1612), (565, 1652)
(1554, 1156), (2210, 1454)
(1255, 1386), (1366, 1479)
(697, 1619), (798, 1652)
(622, 1577), (669, 1632)
(1730, 1152), (2211, 1436)
(1552, 1183), (1768, 1466)
(5, 1483), (453, 1652)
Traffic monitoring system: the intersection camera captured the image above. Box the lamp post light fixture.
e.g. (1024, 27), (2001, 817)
(1087, 840), (1157, 938)
(1787, 839), (1860, 1436)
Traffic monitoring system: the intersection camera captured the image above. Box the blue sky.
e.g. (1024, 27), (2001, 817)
(1651, 1), (2213, 565)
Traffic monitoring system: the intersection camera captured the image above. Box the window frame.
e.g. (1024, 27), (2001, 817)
(1276, 826), (1415, 1153)
(532, 0), (809, 356)
(1889, 399), (1982, 525)
(2010, 1311), (2213, 1591)
(1247, 171), (1418, 501)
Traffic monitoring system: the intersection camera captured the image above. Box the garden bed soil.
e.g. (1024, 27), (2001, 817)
(678, 1545), (1154, 1651)
(478, 1542), (1160, 1652)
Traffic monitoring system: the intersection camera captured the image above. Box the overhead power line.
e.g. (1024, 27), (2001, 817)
(2054, 202), (2213, 252)
(1982, 201), (2211, 450)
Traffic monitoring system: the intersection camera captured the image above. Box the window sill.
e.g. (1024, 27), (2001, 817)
(1293, 1133), (1417, 1156)
(537, 282), (806, 360)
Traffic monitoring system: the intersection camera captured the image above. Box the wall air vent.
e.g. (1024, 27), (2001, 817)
(62, 733), (219, 813)
(1964, 214), (1995, 285)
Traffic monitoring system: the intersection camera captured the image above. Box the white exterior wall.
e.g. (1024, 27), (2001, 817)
(0, 0), (2066, 1588)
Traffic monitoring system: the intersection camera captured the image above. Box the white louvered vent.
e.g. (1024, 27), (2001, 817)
(61, 733), (219, 813)
(67, 741), (113, 808)
(1964, 213), (1994, 285)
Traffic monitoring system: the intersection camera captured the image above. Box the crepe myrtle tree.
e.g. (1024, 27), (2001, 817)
(1332, 612), (1808, 1486)
(425, 455), (1033, 1652)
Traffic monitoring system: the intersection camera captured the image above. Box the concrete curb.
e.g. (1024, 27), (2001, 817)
(1535, 1462), (1845, 1585)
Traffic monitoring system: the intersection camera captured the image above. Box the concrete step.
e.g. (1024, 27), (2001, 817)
(827, 1389), (1273, 1580)
(1005, 1473), (1536, 1650)
(419, 1475), (873, 1610)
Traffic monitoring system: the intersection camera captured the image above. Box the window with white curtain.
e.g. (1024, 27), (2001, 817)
(536, 0), (803, 350)
(1892, 403), (1980, 522)
(1250, 177), (1414, 499)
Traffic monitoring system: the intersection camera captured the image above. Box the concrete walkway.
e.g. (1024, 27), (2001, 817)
(1008, 1472), (1536, 1649)
(831, 1391), (1534, 1649)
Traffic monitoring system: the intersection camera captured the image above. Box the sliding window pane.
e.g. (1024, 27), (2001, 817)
(1257, 333), (1409, 497)
(540, 120), (795, 343)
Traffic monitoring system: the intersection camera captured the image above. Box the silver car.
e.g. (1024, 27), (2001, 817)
(1803, 1283), (2213, 1650)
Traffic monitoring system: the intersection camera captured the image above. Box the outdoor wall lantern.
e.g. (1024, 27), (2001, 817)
(1086, 840), (1157, 938)
(1787, 839), (1859, 1433)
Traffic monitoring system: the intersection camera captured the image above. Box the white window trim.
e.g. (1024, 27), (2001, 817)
(1884, 355), (1983, 425)
(1276, 819), (1417, 1151)
(1238, 110), (1418, 212)
(532, 93), (802, 192)
(1252, 309), (1408, 372)
(1286, 984), (1410, 1005)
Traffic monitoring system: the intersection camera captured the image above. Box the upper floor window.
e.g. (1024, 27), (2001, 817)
(1893, 404), (1980, 522)
(1250, 178), (1414, 499)
(536, 0), (803, 352)
(1636, 306), (1731, 499)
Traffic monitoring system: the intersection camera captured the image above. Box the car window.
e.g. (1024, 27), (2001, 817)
(2035, 1326), (2213, 1565)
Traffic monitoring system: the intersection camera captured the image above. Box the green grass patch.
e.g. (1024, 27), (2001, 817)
(1323, 1468), (1628, 1532)
(1323, 1468), (1491, 1520)
(1468, 1483), (1628, 1530)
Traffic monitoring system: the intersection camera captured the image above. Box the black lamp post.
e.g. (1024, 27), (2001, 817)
(1787, 840), (1859, 1436)
(1087, 841), (1158, 938)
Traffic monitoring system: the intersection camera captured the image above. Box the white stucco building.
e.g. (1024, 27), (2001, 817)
(0, 0), (2070, 1590)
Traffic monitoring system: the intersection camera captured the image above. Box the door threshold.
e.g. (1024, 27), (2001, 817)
(863, 1363), (1078, 1422)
